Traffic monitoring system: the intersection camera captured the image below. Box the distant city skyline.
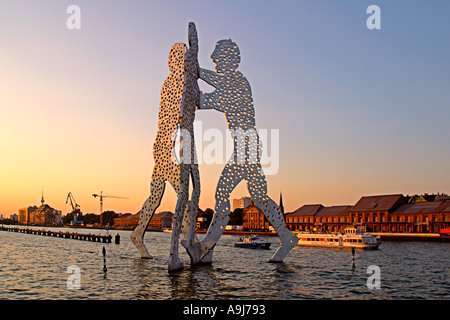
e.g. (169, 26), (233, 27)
(1, 1), (449, 217)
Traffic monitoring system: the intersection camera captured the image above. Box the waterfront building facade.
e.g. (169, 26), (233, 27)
(18, 206), (38, 224)
(242, 204), (270, 232)
(113, 211), (173, 230)
(285, 193), (450, 234)
(285, 204), (352, 233)
(148, 211), (173, 230)
(348, 194), (407, 233)
(113, 213), (139, 228)
(18, 204), (62, 226)
(29, 204), (62, 225)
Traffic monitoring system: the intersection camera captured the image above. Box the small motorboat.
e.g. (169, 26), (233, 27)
(235, 235), (271, 249)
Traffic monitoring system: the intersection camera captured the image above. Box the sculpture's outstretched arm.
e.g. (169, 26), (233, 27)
(200, 68), (221, 87)
(199, 68), (225, 112)
(199, 90), (225, 113)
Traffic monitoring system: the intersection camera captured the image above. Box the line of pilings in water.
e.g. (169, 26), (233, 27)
(0, 225), (120, 244)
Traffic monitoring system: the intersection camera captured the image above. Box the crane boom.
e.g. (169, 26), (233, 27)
(66, 192), (82, 224)
(66, 192), (80, 211)
(92, 191), (129, 225)
(92, 194), (128, 200)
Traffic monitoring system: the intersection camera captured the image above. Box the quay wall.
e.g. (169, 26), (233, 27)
(373, 232), (450, 242)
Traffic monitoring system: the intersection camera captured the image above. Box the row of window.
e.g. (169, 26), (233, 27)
(287, 214), (449, 224)
(300, 238), (339, 242)
(300, 237), (363, 243)
(287, 217), (349, 224)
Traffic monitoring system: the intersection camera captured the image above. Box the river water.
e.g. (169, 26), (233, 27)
(0, 227), (448, 300)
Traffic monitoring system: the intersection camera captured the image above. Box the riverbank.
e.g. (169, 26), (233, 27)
(196, 230), (279, 237)
(168, 230), (450, 242)
(3, 223), (450, 242)
(372, 232), (450, 242)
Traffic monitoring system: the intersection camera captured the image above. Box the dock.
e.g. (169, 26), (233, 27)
(0, 226), (113, 243)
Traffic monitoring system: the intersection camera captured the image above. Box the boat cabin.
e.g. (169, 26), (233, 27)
(344, 226), (366, 235)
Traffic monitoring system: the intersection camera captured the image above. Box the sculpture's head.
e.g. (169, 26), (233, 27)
(168, 42), (187, 74)
(211, 39), (240, 74)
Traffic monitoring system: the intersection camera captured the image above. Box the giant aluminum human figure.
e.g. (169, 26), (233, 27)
(198, 39), (299, 263)
(169, 22), (212, 271)
(130, 41), (190, 261)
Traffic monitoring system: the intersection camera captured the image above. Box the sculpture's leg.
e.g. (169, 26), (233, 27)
(166, 161), (181, 196)
(201, 164), (244, 263)
(246, 165), (298, 262)
(263, 198), (298, 262)
(168, 208), (185, 271)
(181, 164), (212, 265)
(131, 177), (166, 259)
(168, 164), (189, 272)
(181, 201), (191, 241)
(167, 164), (190, 240)
(187, 165), (200, 246)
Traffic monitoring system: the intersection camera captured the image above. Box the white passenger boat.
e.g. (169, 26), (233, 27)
(295, 227), (380, 249)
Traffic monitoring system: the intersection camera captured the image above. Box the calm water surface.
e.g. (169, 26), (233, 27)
(0, 227), (448, 299)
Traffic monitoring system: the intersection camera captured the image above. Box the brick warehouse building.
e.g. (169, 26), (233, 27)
(285, 193), (450, 233)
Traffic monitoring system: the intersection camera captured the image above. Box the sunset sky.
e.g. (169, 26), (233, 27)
(1, 1), (449, 217)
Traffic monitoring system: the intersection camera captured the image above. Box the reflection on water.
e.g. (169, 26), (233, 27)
(0, 227), (448, 299)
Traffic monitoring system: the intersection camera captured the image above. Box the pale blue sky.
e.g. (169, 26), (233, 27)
(1, 1), (449, 214)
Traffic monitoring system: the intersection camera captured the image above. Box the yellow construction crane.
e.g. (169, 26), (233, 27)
(92, 191), (128, 225)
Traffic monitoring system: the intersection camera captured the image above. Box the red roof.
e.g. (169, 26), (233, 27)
(316, 205), (352, 216)
(287, 204), (351, 217)
(349, 194), (406, 212)
(289, 204), (324, 216)
(393, 201), (450, 215)
(152, 211), (173, 219)
(114, 213), (137, 221)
